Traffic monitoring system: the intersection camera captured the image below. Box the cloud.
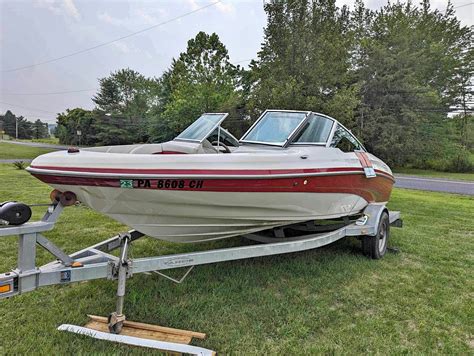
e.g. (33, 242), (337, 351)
(186, 0), (234, 14)
(98, 7), (169, 28)
(136, 9), (157, 25)
(63, 0), (80, 20)
(97, 12), (127, 27)
(131, 8), (169, 25)
(35, 0), (80, 20)
(186, 0), (200, 11)
(112, 42), (131, 54)
(216, 1), (235, 14)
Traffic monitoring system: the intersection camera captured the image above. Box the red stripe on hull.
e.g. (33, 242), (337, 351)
(30, 165), (394, 180)
(32, 173), (393, 203)
(355, 152), (372, 168)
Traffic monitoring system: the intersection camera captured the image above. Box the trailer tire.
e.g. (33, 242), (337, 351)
(362, 211), (389, 259)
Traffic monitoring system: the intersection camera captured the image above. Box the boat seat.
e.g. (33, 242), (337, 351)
(83, 141), (218, 155)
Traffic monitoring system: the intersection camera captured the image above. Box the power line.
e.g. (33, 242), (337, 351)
(0, 101), (58, 115)
(1, 56), (254, 95)
(1, 1), (222, 74)
(453, 2), (474, 10)
(0, 88), (97, 96)
(233, 58), (253, 64)
(1, 57), (252, 97)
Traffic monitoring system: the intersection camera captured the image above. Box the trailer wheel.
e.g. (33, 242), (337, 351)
(362, 211), (389, 259)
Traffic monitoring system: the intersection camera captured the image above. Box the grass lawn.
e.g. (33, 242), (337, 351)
(0, 164), (472, 354)
(17, 137), (60, 145)
(0, 142), (54, 159)
(394, 168), (474, 181)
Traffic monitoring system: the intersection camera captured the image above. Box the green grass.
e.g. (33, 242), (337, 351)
(0, 164), (472, 354)
(17, 137), (60, 145)
(0, 142), (54, 159)
(394, 168), (474, 181)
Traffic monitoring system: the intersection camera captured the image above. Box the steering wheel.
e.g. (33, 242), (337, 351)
(211, 141), (231, 153)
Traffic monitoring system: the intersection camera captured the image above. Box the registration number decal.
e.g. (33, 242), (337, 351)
(130, 179), (204, 190)
(120, 179), (133, 188)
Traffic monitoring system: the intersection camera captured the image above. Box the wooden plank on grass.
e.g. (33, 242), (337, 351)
(87, 315), (206, 340)
(84, 320), (192, 344)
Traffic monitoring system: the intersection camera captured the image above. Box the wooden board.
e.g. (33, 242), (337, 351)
(85, 315), (207, 345)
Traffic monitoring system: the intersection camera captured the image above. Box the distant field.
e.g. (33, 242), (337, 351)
(394, 168), (474, 181)
(17, 137), (60, 145)
(0, 142), (54, 159)
(0, 164), (472, 354)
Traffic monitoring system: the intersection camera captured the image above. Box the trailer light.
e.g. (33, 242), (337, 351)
(0, 284), (11, 293)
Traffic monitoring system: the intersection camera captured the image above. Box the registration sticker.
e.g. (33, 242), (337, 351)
(120, 180), (133, 188)
(363, 167), (376, 178)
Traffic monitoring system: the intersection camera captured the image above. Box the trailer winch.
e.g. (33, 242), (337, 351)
(0, 201), (32, 226)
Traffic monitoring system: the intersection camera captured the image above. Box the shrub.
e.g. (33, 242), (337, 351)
(12, 161), (26, 170)
(445, 149), (474, 173)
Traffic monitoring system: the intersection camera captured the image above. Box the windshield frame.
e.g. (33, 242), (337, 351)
(174, 113), (229, 143)
(239, 110), (311, 147)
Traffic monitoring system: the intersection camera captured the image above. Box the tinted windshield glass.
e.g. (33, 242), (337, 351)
(207, 127), (240, 147)
(330, 125), (362, 152)
(176, 113), (227, 141)
(293, 115), (334, 144)
(242, 111), (307, 145)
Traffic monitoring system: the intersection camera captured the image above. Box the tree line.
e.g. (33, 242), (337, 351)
(0, 110), (50, 139)
(56, 0), (472, 172)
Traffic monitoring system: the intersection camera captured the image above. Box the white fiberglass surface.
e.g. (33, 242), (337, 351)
(242, 111), (307, 145)
(176, 113), (227, 142)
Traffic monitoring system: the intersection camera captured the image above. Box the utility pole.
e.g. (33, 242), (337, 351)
(15, 117), (18, 139)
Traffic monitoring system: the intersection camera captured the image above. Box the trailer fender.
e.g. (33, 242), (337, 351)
(360, 203), (389, 236)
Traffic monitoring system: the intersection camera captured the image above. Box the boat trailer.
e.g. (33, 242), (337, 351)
(0, 199), (401, 354)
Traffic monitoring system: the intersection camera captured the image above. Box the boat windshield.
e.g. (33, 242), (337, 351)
(292, 114), (334, 145)
(241, 111), (308, 145)
(175, 113), (228, 142)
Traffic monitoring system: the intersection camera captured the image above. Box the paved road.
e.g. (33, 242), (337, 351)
(394, 175), (474, 195)
(0, 140), (68, 150)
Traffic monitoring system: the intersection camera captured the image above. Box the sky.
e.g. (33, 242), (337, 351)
(0, 0), (473, 124)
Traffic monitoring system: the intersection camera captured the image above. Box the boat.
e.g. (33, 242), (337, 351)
(27, 110), (395, 243)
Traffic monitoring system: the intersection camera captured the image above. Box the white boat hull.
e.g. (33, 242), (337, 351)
(48, 184), (369, 242)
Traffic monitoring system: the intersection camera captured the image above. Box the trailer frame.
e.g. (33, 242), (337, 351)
(0, 202), (401, 302)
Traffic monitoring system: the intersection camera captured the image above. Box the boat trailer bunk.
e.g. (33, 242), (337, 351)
(0, 200), (402, 354)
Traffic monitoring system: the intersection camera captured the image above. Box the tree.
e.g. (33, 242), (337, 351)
(93, 68), (160, 142)
(353, 1), (473, 167)
(149, 31), (241, 141)
(0, 110), (33, 139)
(91, 111), (141, 146)
(1, 110), (17, 137)
(249, 0), (358, 126)
(33, 119), (49, 139)
(56, 108), (95, 145)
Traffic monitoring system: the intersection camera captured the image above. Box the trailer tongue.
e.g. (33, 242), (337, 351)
(0, 191), (401, 353)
